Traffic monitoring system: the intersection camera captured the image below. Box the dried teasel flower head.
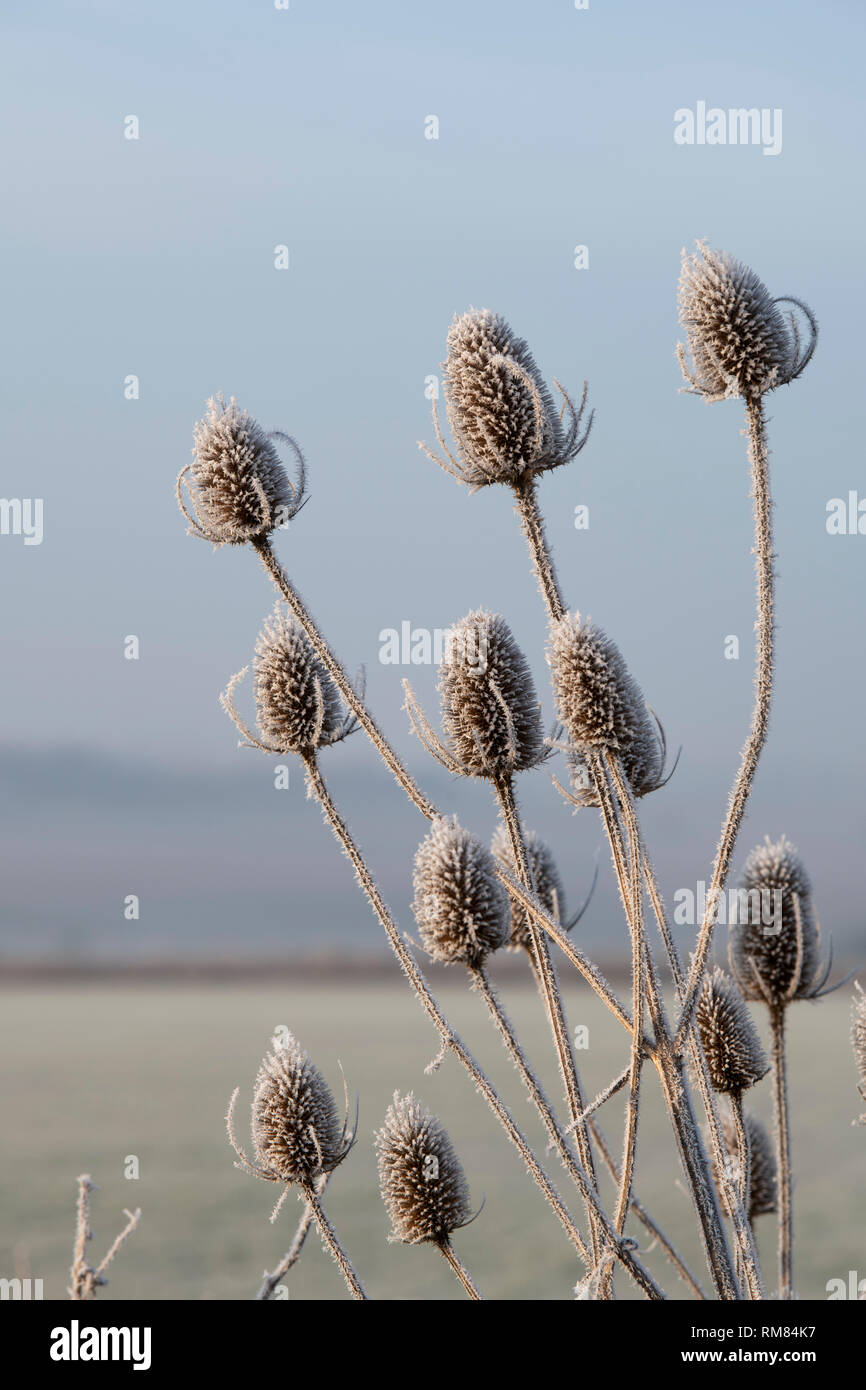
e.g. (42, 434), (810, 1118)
(729, 836), (827, 1007)
(412, 817), (509, 968)
(178, 395), (307, 545)
(547, 613), (672, 807)
(677, 242), (817, 403)
(220, 605), (357, 757)
(714, 1111), (777, 1221)
(375, 1093), (473, 1245)
(696, 967), (769, 1095)
(491, 824), (565, 950)
(405, 610), (545, 780)
(419, 308), (592, 490)
(852, 982), (866, 1123)
(227, 1033), (353, 1194)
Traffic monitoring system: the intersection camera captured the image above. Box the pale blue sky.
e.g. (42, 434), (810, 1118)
(2, 0), (864, 955)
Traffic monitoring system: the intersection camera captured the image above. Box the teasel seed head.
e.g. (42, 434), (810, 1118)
(696, 967), (769, 1095)
(852, 982), (866, 1122)
(677, 242), (817, 403)
(424, 609), (545, 780)
(547, 613), (670, 806)
(221, 605), (356, 757)
(419, 308), (592, 490)
(375, 1092), (473, 1245)
(227, 1033), (353, 1192)
(715, 1111), (777, 1221)
(412, 817), (509, 968)
(179, 396), (306, 545)
(491, 824), (566, 951)
(729, 836), (825, 1007)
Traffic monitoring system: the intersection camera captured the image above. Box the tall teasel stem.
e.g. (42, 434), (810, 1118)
(302, 753), (665, 1299)
(470, 966), (663, 1298)
(437, 1241), (483, 1300)
(494, 775), (604, 1263)
(676, 395), (775, 1046)
(729, 1093), (752, 1290)
(769, 1005), (794, 1299)
(513, 474), (567, 622)
(257, 1175), (328, 1300)
(300, 1182), (367, 1300)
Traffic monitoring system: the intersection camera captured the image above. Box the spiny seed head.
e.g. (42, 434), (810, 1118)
(189, 396), (295, 543)
(375, 1092), (472, 1245)
(443, 309), (563, 487)
(253, 606), (343, 754)
(730, 836), (821, 1006)
(715, 1111), (777, 1220)
(491, 824), (566, 951)
(696, 968), (768, 1094)
(677, 242), (815, 402)
(251, 1035), (346, 1184)
(547, 613), (665, 805)
(412, 817), (509, 967)
(439, 610), (544, 779)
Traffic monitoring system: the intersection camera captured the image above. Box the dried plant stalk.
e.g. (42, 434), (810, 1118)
(69, 1175), (141, 1301)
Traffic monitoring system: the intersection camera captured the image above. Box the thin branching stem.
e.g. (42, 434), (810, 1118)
(300, 753), (597, 1271)
(769, 1006), (794, 1299)
(257, 1174), (329, 1300)
(676, 396), (775, 1046)
(437, 1240), (483, 1299)
(471, 965), (663, 1299)
(495, 774), (604, 1264)
(301, 1182), (367, 1300)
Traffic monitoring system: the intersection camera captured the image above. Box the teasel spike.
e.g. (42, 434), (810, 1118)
(696, 967), (769, 1096)
(376, 1092), (483, 1298)
(419, 308), (591, 491)
(412, 816), (510, 968)
(178, 396), (307, 545)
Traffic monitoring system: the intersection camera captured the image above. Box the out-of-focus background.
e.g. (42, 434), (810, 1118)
(1, 0), (863, 1300)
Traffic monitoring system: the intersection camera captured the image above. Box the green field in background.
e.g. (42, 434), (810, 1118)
(0, 982), (861, 1301)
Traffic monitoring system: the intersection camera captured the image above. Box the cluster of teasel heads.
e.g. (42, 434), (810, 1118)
(174, 240), (865, 1303)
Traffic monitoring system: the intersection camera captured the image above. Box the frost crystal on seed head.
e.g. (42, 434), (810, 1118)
(375, 1093), (472, 1244)
(250, 1035), (346, 1184)
(677, 242), (817, 403)
(253, 606), (343, 754)
(443, 309), (564, 486)
(730, 836), (822, 1005)
(547, 613), (665, 805)
(696, 967), (768, 1095)
(438, 610), (544, 779)
(413, 817), (509, 967)
(184, 396), (298, 544)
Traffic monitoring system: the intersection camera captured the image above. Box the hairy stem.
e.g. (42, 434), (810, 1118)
(300, 754), (595, 1270)
(495, 775), (604, 1265)
(257, 1174), (328, 1300)
(676, 396), (775, 1045)
(301, 1183), (367, 1300)
(471, 965), (663, 1299)
(513, 475), (567, 621)
(769, 1006), (794, 1299)
(437, 1240), (483, 1300)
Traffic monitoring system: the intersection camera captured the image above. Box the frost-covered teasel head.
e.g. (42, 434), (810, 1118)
(404, 610), (545, 781)
(178, 396), (307, 545)
(227, 1033), (353, 1193)
(677, 243), (817, 403)
(412, 817), (509, 968)
(419, 309), (592, 490)
(547, 613), (671, 807)
(696, 968), (769, 1095)
(220, 606), (357, 757)
(729, 836), (827, 1006)
(375, 1093), (473, 1245)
